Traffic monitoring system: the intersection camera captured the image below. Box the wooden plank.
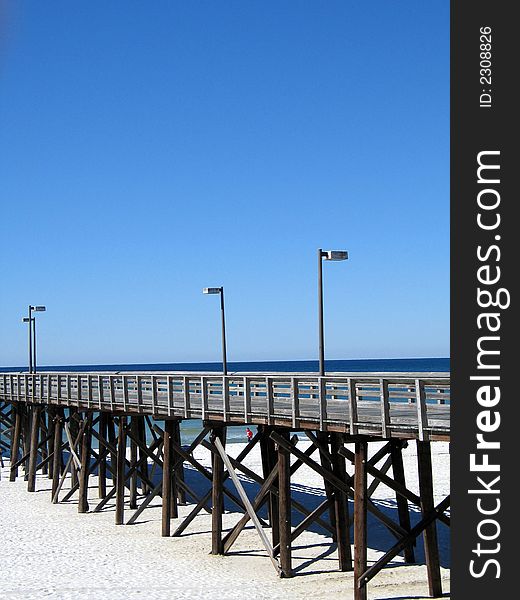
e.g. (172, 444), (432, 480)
(151, 376), (157, 414)
(379, 379), (390, 438)
(57, 375), (61, 405)
(319, 377), (327, 431)
(183, 376), (190, 418)
(123, 376), (129, 412)
(222, 376), (229, 422)
(291, 377), (299, 429)
(98, 375), (103, 410)
(63, 421), (82, 469)
(201, 377), (208, 420)
(415, 379), (429, 441)
(135, 375), (141, 412)
(167, 376), (173, 417)
(348, 378), (358, 435)
(266, 377), (274, 426)
(243, 376), (251, 422)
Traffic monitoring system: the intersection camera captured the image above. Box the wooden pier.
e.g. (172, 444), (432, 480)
(0, 370), (450, 599)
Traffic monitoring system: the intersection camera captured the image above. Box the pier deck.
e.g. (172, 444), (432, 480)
(0, 371), (450, 441)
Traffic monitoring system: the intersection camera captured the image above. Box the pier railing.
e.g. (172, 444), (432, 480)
(0, 371), (450, 440)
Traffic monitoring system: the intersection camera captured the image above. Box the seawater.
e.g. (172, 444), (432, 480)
(0, 357), (449, 445)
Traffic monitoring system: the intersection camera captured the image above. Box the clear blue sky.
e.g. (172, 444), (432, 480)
(0, 1), (449, 367)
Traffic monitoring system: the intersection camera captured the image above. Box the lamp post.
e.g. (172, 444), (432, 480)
(203, 287), (228, 375)
(318, 249), (348, 376)
(22, 305), (46, 373)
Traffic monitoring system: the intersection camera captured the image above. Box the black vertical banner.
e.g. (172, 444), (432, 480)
(452, 1), (516, 598)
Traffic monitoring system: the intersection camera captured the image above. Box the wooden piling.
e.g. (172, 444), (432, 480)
(259, 426), (280, 546)
(40, 410), (48, 476)
(417, 441), (442, 597)
(172, 419), (185, 504)
(210, 424), (226, 554)
(390, 440), (415, 563)
(69, 408), (79, 489)
(137, 416), (149, 495)
(317, 431), (337, 542)
(330, 432), (353, 571)
(46, 408), (55, 479)
(162, 419), (175, 537)
(107, 414), (117, 486)
(9, 403), (23, 481)
(98, 411), (107, 499)
(354, 441), (368, 600)
(278, 431), (292, 578)
(78, 413), (92, 513)
(27, 406), (41, 492)
(23, 406), (30, 481)
(129, 416), (138, 510)
(115, 416), (127, 525)
(51, 410), (63, 501)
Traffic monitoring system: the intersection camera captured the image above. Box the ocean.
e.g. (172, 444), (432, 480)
(1, 357), (449, 444)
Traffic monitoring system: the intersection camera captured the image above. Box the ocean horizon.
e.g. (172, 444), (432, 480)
(0, 356), (450, 374)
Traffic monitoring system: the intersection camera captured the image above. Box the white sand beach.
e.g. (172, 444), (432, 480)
(0, 440), (450, 599)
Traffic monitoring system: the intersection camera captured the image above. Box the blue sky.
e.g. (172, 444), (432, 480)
(0, 1), (449, 367)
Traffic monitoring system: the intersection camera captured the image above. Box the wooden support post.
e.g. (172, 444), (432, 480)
(162, 419), (175, 537)
(317, 431), (337, 542)
(27, 406), (41, 492)
(78, 413), (92, 513)
(40, 410), (48, 476)
(10, 403), (23, 481)
(172, 419), (186, 504)
(259, 425), (280, 546)
(330, 432), (353, 571)
(278, 431), (292, 578)
(23, 406), (30, 480)
(390, 440), (415, 563)
(211, 424), (226, 554)
(107, 414), (117, 485)
(46, 408), (55, 479)
(115, 416), (127, 525)
(69, 408), (79, 489)
(417, 441), (442, 597)
(137, 416), (149, 495)
(129, 416), (138, 509)
(51, 410), (63, 501)
(354, 441), (368, 600)
(98, 412), (107, 498)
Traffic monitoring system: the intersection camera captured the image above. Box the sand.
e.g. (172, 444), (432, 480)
(0, 439), (450, 599)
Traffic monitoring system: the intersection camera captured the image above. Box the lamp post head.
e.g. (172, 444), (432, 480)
(203, 287), (223, 295)
(321, 250), (348, 261)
